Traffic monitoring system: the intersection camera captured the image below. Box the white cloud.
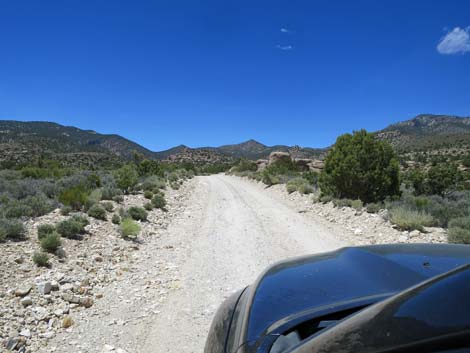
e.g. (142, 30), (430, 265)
(437, 27), (470, 54)
(280, 28), (290, 33)
(276, 44), (293, 50)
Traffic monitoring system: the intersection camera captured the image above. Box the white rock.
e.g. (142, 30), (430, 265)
(19, 328), (31, 338)
(37, 281), (52, 295)
(20, 296), (32, 307)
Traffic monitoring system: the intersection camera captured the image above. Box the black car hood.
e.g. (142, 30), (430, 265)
(242, 244), (470, 346)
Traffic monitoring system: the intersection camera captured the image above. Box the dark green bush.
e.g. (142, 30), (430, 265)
(333, 199), (353, 208)
(37, 224), (56, 240)
(151, 194), (166, 209)
(101, 202), (114, 212)
(40, 232), (62, 252)
(56, 215), (88, 239)
(111, 214), (121, 225)
(59, 186), (88, 210)
(101, 187), (122, 201)
(33, 252), (49, 267)
(0, 218), (25, 240)
(144, 191), (153, 199)
(115, 165), (138, 193)
(87, 204), (107, 220)
(366, 203), (382, 213)
(319, 130), (400, 203)
(142, 176), (166, 192)
(232, 159), (258, 173)
(127, 206), (148, 221)
(112, 195), (124, 203)
(144, 202), (153, 211)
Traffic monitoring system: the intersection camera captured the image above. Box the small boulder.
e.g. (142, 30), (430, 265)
(15, 285), (32, 297)
(37, 281), (52, 295)
(20, 296), (32, 307)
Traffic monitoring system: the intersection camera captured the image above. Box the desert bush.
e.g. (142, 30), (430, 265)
(142, 175), (166, 192)
(170, 182), (180, 190)
(40, 232), (62, 252)
(320, 130), (400, 203)
(115, 165), (138, 193)
(167, 172), (179, 183)
(37, 224), (56, 240)
(319, 195), (333, 203)
(333, 198), (353, 208)
(0, 218), (25, 240)
(111, 214), (121, 225)
(144, 202), (153, 211)
(151, 194), (166, 209)
(101, 202), (114, 212)
(351, 199), (363, 211)
(112, 195), (124, 203)
(389, 207), (435, 231)
(127, 206), (148, 221)
(448, 227), (470, 244)
(3, 201), (32, 218)
(120, 218), (140, 238)
(33, 252), (49, 267)
(27, 194), (56, 217)
(261, 171), (280, 186)
(448, 217), (470, 230)
(144, 191), (153, 199)
(60, 206), (72, 216)
(56, 215), (88, 239)
(232, 159), (258, 173)
(286, 178), (314, 194)
(87, 204), (107, 220)
(366, 202), (382, 213)
(84, 189), (102, 211)
(298, 183), (314, 195)
(101, 187), (122, 201)
(59, 186), (88, 210)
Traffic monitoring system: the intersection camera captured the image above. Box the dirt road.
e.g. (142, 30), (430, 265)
(140, 175), (343, 353)
(46, 175), (344, 353)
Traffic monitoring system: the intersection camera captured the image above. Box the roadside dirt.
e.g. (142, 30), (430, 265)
(43, 174), (345, 353)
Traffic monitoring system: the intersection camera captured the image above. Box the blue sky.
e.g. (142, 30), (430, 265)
(0, 0), (469, 151)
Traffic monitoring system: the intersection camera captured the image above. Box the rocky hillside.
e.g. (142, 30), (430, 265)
(376, 114), (470, 153)
(0, 121), (154, 166)
(155, 139), (326, 162)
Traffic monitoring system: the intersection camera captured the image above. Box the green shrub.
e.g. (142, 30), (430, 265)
(151, 194), (166, 209)
(170, 182), (180, 190)
(84, 189), (102, 211)
(167, 172), (179, 183)
(101, 187), (122, 201)
(286, 183), (297, 194)
(366, 203), (382, 213)
(389, 207), (435, 231)
(144, 191), (153, 199)
(298, 183), (314, 195)
(56, 216), (88, 239)
(37, 224), (56, 240)
(27, 194), (55, 217)
(59, 186), (88, 210)
(232, 159), (258, 173)
(115, 165), (138, 193)
(4, 202), (32, 218)
(127, 206), (148, 221)
(448, 217), (470, 230)
(319, 195), (333, 203)
(319, 130), (400, 203)
(111, 214), (121, 225)
(40, 232), (62, 252)
(101, 202), (114, 212)
(33, 252), (49, 267)
(60, 206), (72, 216)
(112, 195), (124, 203)
(120, 218), (140, 238)
(144, 202), (153, 211)
(448, 227), (470, 244)
(0, 218), (25, 240)
(261, 171), (280, 186)
(87, 204), (107, 220)
(333, 199), (353, 208)
(142, 176), (166, 191)
(351, 199), (363, 211)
